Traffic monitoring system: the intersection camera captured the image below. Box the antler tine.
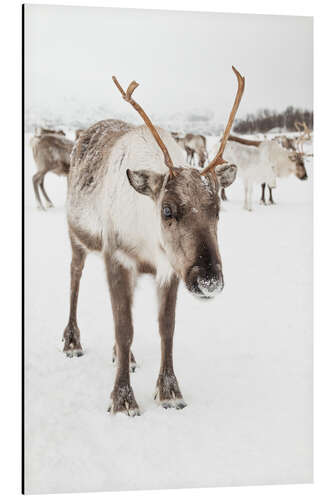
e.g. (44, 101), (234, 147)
(112, 76), (176, 178)
(201, 66), (245, 177)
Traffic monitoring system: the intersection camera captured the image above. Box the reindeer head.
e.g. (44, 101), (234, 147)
(113, 67), (244, 298)
(126, 164), (236, 297)
(288, 152), (308, 180)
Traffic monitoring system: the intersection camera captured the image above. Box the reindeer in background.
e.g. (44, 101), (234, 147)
(211, 134), (308, 209)
(172, 132), (208, 167)
(30, 129), (74, 210)
(63, 67), (244, 416)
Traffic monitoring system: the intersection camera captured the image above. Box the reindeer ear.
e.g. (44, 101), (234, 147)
(126, 169), (164, 200)
(215, 164), (237, 188)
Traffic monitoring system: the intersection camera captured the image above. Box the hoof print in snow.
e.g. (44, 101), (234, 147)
(109, 384), (140, 417)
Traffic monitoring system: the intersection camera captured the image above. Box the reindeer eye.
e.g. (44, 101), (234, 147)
(163, 206), (172, 218)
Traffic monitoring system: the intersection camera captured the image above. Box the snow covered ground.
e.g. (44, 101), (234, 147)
(24, 132), (313, 494)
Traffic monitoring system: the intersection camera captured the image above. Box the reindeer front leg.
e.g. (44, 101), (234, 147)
(155, 275), (186, 410)
(63, 235), (86, 357)
(104, 254), (140, 416)
(260, 183), (266, 205)
(268, 186), (275, 205)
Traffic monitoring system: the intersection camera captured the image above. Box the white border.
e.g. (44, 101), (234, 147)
(1, 1), (333, 499)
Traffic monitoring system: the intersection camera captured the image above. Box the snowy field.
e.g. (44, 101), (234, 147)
(24, 132), (313, 494)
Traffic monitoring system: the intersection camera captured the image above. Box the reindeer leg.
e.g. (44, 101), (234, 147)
(112, 344), (137, 373)
(268, 186), (275, 205)
(105, 254), (140, 416)
(243, 181), (249, 210)
(247, 183), (253, 211)
(32, 172), (45, 210)
(154, 275), (186, 410)
(191, 151), (194, 166)
(221, 187), (228, 201)
(260, 183), (266, 205)
(63, 235), (86, 357)
(39, 175), (54, 208)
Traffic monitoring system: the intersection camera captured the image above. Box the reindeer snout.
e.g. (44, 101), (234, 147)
(186, 264), (224, 299)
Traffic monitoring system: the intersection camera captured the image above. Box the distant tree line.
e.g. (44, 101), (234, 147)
(233, 106), (313, 134)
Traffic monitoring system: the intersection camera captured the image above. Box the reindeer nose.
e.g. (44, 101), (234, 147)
(186, 264), (224, 299)
(197, 275), (224, 298)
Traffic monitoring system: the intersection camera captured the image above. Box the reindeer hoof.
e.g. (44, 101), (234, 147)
(64, 347), (84, 358)
(63, 324), (83, 358)
(45, 202), (54, 209)
(160, 398), (187, 410)
(259, 200), (267, 205)
(108, 404), (141, 417)
(130, 361), (137, 373)
(109, 384), (140, 417)
(154, 374), (187, 410)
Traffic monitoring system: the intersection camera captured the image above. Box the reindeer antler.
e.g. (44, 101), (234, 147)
(294, 121), (303, 133)
(112, 76), (176, 178)
(200, 66), (245, 177)
(302, 121), (311, 139)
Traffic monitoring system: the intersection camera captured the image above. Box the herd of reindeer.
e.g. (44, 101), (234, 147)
(30, 120), (312, 213)
(28, 68), (313, 415)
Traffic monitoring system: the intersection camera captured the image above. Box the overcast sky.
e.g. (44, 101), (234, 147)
(25, 5), (313, 122)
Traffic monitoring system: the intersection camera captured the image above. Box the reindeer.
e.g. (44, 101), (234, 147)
(173, 133), (208, 167)
(260, 148), (308, 205)
(218, 134), (308, 207)
(63, 67), (244, 416)
(30, 131), (74, 210)
(259, 130), (309, 205)
(75, 129), (85, 140)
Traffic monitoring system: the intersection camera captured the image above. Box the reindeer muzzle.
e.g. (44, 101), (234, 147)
(186, 264), (224, 299)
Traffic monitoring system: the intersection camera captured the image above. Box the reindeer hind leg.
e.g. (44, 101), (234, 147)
(260, 183), (266, 205)
(268, 186), (275, 205)
(32, 172), (45, 210)
(39, 174), (54, 209)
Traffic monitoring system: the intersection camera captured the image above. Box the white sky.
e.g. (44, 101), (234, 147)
(25, 5), (313, 122)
